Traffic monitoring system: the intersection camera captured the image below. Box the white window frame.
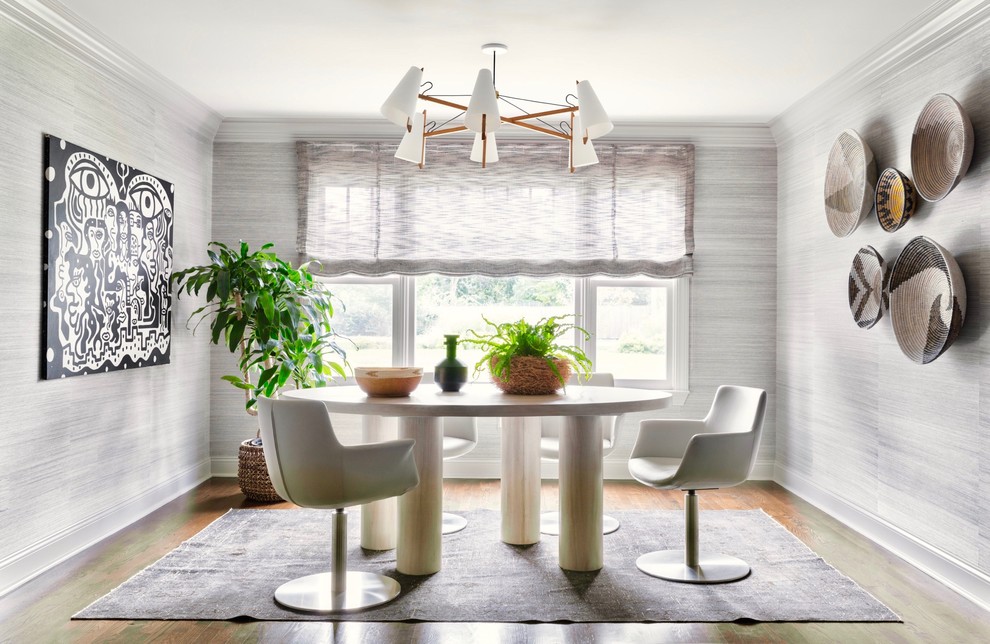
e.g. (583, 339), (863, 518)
(322, 274), (689, 402)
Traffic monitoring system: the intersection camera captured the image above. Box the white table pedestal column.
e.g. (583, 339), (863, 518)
(500, 416), (542, 545)
(559, 415), (604, 571)
(397, 416), (443, 575)
(360, 416), (398, 550)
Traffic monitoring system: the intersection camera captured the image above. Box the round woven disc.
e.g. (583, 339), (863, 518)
(887, 236), (966, 364)
(875, 168), (916, 233)
(824, 129), (877, 237)
(910, 94), (974, 202)
(848, 246), (886, 329)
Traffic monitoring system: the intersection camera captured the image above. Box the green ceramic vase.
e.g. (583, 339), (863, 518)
(434, 334), (468, 392)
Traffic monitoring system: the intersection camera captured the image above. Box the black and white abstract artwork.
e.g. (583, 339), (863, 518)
(43, 135), (174, 379)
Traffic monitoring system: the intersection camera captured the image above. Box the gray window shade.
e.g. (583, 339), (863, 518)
(297, 141), (693, 277)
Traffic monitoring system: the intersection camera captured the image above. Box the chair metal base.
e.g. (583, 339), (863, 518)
(540, 511), (620, 536)
(636, 549), (751, 584)
(442, 512), (468, 534)
(274, 571), (401, 613)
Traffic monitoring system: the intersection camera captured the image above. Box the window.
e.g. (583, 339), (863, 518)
(322, 275), (688, 392)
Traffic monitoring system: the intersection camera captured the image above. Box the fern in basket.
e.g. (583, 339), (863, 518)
(463, 314), (593, 388)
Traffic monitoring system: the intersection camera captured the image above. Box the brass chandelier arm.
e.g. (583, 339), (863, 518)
(424, 125), (469, 137)
(505, 120), (571, 139)
(502, 105), (577, 122)
(419, 94), (469, 111)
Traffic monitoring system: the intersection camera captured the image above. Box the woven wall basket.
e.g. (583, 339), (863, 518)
(875, 167), (917, 233)
(824, 129), (877, 237)
(238, 439), (283, 503)
(848, 246), (886, 329)
(910, 94), (974, 202)
(887, 236), (966, 364)
(491, 356), (571, 395)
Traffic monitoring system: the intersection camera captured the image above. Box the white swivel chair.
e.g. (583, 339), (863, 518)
(441, 416), (479, 534)
(258, 396), (419, 612)
(628, 385), (767, 584)
(540, 372), (621, 536)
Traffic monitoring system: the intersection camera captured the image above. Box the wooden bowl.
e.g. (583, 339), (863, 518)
(354, 367), (423, 397)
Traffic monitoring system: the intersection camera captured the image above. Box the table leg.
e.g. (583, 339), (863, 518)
(397, 416), (443, 575)
(500, 416), (541, 545)
(360, 416), (398, 550)
(559, 415), (604, 571)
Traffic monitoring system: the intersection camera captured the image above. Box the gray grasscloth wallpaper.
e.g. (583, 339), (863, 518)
(772, 17), (990, 574)
(209, 141), (777, 477)
(0, 11), (217, 575)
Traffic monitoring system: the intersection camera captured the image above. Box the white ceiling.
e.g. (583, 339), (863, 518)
(57, 0), (940, 123)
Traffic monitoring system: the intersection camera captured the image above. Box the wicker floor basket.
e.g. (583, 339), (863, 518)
(491, 356), (571, 395)
(237, 439), (283, 503)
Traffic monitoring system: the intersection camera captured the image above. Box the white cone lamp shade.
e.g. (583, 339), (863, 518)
(465, 69), (501, 133)
(570, 113), (598, 168)
(381, 66), (424, 127)
(470, 133), (499, 163)
(575, 80), (613, 140)
(395, 111), (426, 165)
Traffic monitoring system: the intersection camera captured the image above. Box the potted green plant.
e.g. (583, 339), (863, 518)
(171, 241), (348, 501)
(463, 314), (592, 395)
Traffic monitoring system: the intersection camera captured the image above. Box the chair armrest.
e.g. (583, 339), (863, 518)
(341, 439), (419, 504)
(631, 419), (707, 460)
(673, 431), (756, 489)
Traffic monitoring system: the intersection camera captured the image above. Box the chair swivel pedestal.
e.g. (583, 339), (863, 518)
(441, 417), (479, 534)
(635, 490), (751, 583)
(274, 508), (402, 612)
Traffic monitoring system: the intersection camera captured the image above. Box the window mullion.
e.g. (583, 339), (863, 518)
(395, 275), (415, 366)
(575, 277), (595, 369)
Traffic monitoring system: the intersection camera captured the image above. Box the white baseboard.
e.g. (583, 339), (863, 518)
(0, 458), (212, 599)
(212, 456), (775, 481)
(774, 464), (990, 613)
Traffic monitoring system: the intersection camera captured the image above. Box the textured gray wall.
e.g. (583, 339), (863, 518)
(0, 12), (216, 567)
(210, 141), (777, 476)
(772, 18), (990, 572)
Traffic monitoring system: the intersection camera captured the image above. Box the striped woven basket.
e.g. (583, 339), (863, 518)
(238, 439), (283, 503)
(491, 356), (571, 395)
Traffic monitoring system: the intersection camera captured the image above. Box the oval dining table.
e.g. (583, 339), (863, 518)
(285, 382), (672, 574)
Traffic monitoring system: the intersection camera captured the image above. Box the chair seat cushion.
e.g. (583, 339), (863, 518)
(443, 436), (476, 460)
(628, 456), (682, 488)
(540, 436), (615, 461)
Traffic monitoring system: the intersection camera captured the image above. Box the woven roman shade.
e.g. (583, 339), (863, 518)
(297, 141), (694, 277)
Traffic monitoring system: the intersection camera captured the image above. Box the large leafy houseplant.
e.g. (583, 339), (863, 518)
(463, 315), (592, 394)
(171, 241), (347, 500)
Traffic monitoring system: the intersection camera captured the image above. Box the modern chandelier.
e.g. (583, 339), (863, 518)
(380, 43), (613, 172)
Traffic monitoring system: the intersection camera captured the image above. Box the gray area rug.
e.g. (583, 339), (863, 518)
(75, 508), (899, 623)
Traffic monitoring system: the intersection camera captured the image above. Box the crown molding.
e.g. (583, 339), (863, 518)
(0, 0), (222, 142)
(214, 117), (775, 148)
(770, 0), (990, 143)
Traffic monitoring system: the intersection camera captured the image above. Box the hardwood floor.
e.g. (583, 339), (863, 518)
(1, 478), (988, 643)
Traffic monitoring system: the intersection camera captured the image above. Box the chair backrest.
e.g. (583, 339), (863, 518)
(690, 385), (767, 486)
(257, 396), (346, 506)
(704, 385), (768, 436)
(442, 416), (479, 443)
(541, 372), (616, 442)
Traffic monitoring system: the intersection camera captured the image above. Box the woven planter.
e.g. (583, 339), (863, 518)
(491, 356), (571, 395)
(237, 439), (283, 503)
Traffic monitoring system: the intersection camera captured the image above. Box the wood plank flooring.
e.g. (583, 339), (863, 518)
(1, 479), (988, 643)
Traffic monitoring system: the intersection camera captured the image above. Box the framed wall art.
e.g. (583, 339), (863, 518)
(43, 135), (174, 379)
